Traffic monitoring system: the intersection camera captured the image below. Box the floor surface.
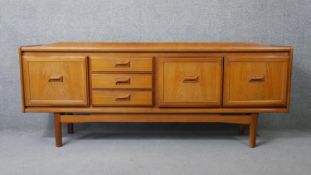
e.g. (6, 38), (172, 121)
(0, 125), (310, 175)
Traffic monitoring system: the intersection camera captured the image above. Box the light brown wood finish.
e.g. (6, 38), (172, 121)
(92, 90), (153, 106)
(60, 114), (255, 124)
(92, 74), (152, 89)
(59, 113), (258, 147)
(21, 42), (291, 52)
(54, 113), (62, 147)
(224, 55), (289, 107)
(22, 52), (289, 61)
(25, 107), (288, 113)
(286, 48), (294, 112)
(157, 57), (223, 107)
(249, 114), (258, 148)
(23, 56), (88, 106)
(90, 57), (152, 72)
(19, 48), (25, 112)
(19, 42), (293, 148)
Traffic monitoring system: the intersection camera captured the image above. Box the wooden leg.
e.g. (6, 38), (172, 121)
(239, 124), (245, 135)
(249, 114), (258, 148)
(67, 123), (74, 134)
(54, 113), (62, 147)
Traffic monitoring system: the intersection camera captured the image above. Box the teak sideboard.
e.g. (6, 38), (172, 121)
(19, 42), (293, 148)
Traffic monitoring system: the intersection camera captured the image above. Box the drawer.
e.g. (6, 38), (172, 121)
(223, 56), (289, 107)
(90, 57), (152, 72)
(23, 56), (88, 106)
(92, 90), (152, 106)
(92, 74), (152, 89)
(157, 57), (223, 107)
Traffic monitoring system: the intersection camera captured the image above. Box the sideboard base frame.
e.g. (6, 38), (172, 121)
(53, 113), (258, 148)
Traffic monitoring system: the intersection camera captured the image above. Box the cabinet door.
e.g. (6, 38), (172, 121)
(223, 56), (289, 107)
(157, 57), (223, 107)
(23, 56), (88, 106)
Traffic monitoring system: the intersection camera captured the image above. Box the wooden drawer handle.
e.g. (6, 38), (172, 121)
(115, 77), (131, 84)
(48, 75), (63, 82)
(183, 76), (199, 82)
(115, 61), (130, 67)
(249, 75), (265, 82)
(115, 94), (131, 101)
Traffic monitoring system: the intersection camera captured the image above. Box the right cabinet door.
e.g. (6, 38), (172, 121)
(224, 56), (289, 107)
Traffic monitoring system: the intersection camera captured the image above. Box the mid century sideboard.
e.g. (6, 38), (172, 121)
(19, 42), (293, 148)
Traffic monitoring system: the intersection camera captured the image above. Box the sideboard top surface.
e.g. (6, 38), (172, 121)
(20, 42), (292, 52)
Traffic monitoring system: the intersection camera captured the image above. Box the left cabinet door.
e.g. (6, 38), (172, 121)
(23, 56), (88, 106)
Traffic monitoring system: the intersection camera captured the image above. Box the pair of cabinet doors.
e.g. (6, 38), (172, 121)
(22, 55), (289, 108)
(158, 56), (288, 107)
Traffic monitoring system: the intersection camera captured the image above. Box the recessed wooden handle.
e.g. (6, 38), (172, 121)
(249, 75), (265, 82)
(115, 94), (131, 101)
(115, 77), (131, 85)
(48, 75), (63, 82)
(183, 75), (199, 82)
(115, 61), (130, 67)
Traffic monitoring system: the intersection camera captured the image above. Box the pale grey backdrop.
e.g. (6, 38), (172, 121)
(0, 0), (311, 131)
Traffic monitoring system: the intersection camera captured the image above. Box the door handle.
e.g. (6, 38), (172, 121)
(183, 75), (199, 82)
(115, 94), (131, 101)
(48, 75), (63, 82)
(115, 77), (131, 85)
(249, 75), (265, 82)
(115, 61), (130, 67)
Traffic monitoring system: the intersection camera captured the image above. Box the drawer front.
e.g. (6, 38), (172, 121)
(157, 57), (223, 107)
(224, 56), (289, 107)
(92, 90), (152, 106)
(92, 74), (152, 89)
(23, 56), (88, 106)
(90, 57), (152, 72)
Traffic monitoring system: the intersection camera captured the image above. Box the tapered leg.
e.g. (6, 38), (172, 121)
(54, 113), (62, 147)
(249, 114), (258, 148)
(67, 123), (74, 134)
(239, 125), (245, 135)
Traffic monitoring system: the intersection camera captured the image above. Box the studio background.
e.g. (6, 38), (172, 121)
(1, 0), (311, 132)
